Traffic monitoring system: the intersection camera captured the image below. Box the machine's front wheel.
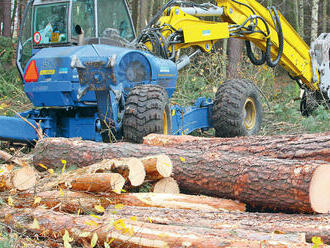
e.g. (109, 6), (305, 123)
(123, 84), (171, 143)
(212, 79), (263, 137)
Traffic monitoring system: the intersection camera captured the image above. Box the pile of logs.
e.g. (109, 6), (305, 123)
(0, 132), (329, 247)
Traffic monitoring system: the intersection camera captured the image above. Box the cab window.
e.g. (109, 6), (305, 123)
(72, 0), (96, 38)
(34, 3), (68, 45)
(97, 0), (135, 41)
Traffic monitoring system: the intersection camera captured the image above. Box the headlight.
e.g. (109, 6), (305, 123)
(117, 52), (151, 83)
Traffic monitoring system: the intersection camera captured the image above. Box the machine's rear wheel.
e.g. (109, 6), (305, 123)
(212, 79), (263, 137)
(123, 84), (171, 143)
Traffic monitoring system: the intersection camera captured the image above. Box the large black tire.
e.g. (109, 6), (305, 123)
(212, 79), (263, 137)
(123, 84), (172, 143)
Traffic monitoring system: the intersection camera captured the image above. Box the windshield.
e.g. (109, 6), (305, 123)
(72, 0), (95, 38)
(33, 3), (69, 45)
(97, 0), (135, 41)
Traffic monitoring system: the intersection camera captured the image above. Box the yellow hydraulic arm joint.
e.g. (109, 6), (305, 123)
(217, 0), (319, 90)
(140, 0), (319, 91)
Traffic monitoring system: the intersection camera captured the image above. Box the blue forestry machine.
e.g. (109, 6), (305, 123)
(0, 0), (329, 143)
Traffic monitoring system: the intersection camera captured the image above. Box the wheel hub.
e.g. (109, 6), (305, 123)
(244, 97), (257, 130)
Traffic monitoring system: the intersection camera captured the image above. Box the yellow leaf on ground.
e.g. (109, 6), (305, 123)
(91, 233), (98, 248)
(130, 216), (137, 221)
(31, 218), (40, 229)
(179, 157), (186, 163)
(94, 205), (105, 213)
(85, 220), (99, 226)
(114, 204), (124, 210)
(59, 188), (64, 196)
(34, 197), (42, 205)
(38, 163), (48, 170)
(63, 230), (73, 248)
(90, 214), (101, 220)
(7, 196), (14, 206)
(48, 169), (54, 174)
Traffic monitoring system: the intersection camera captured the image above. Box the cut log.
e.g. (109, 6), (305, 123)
(60, 173), (125, 193)
(152, 177), (180, 194)
(33, 138), (330, 213)
(8, 190), (245, 213)
(111, 158), (146, 186)
(12, 166), (38, 191)
(1, 207), (312, 248)
(0, 164), (14, 191)
(0, 165), (37, 191)
(143, 133), (330, 162)
(0, 150), (25, 166)
(140, 154), (173, 180)
(113, 206), (330, 244)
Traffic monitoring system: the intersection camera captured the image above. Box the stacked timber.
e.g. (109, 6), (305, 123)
(33, 136), (330, 214)
(0, 132), (330, 247)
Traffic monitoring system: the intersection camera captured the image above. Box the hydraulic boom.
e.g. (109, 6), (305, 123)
(137, 0), (329, 100)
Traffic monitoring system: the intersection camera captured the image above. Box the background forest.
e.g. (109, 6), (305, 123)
(0, 0), (329, 135)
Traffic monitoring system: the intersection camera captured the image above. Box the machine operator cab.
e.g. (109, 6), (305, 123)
(17, 0), (136, 77)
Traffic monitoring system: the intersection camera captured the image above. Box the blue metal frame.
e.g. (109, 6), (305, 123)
(1, 0), (215, 143)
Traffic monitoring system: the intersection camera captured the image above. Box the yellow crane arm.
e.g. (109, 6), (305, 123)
(139, 0), (320, 91)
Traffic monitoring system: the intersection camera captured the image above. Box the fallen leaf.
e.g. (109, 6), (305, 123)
(91, 233), (98, 248)
(34, 197), (42, 205)
(31, 218), (40, 229)
(94, 205), (105, 213)
(7, 196), (14, 206)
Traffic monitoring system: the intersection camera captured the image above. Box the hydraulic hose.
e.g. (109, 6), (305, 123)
(266, 6), (283, 67)
(246, 40), (266, 65)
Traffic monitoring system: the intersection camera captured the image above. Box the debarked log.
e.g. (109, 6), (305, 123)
(7, 190), (245, 213)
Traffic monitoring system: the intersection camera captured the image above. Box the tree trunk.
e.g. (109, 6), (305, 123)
(33, 138), (330, 213)
(108, 206), (330, 245)
(322, 0), (328, 33)
(298, 0), (305, 39)
(2, 0), (11, 37)
(143, 133), (330, 162)
(10, 190), (245, 213)
(311, 0), (320, 42)
(226, 38), (243, 79)
(131, 0), (139, 31)
(1, 207), (311, 248)
(138, 0), (149, 32)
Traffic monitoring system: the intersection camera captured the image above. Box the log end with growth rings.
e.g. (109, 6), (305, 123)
(310, 165), (330, 213)
(13, 166), (37, 191)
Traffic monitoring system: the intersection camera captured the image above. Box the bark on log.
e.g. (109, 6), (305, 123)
(60, 173), (125, 193)
(1, 207), (312, 248)
(8, 190), (245, 213)
(112, 206), (330, 244)
(33, 138), (330, 213)
(152, 177), (180, 194)
(0, 165), (37, 191)
(143, 133), (330, 162)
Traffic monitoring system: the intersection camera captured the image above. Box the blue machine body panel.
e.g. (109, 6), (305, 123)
(0, 115), (39, 142)
(0, 44), (214, 143)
